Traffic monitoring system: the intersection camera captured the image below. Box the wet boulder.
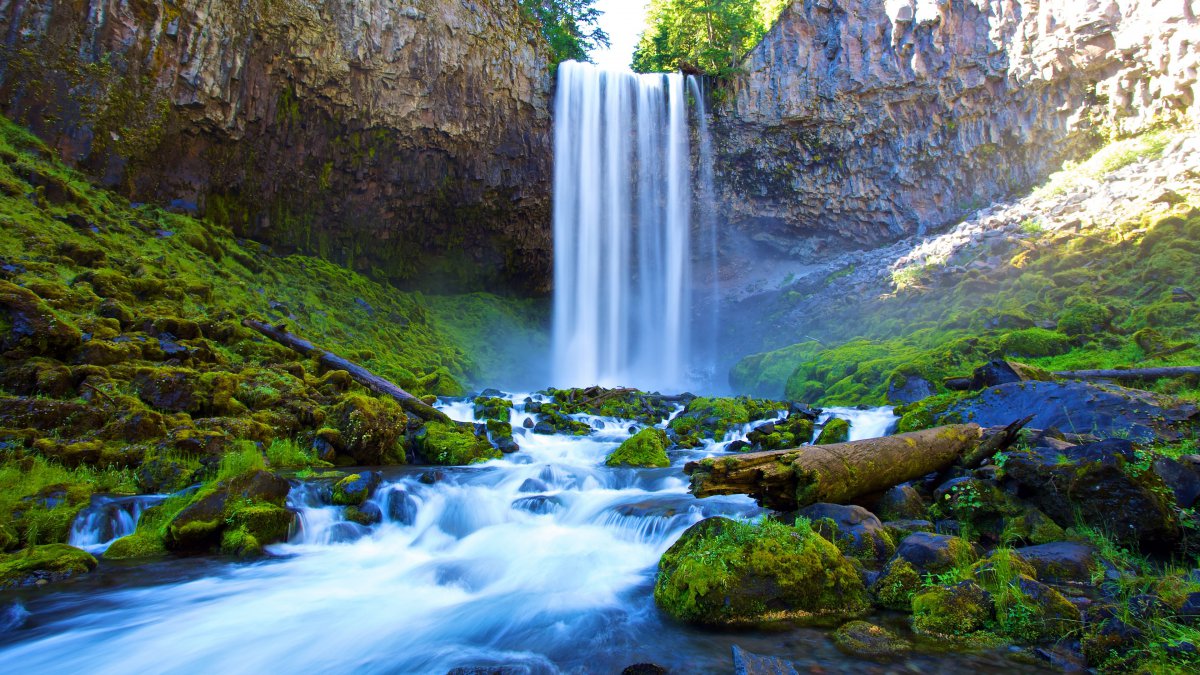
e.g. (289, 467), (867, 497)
(164, 489), (229, 552)
(1014, 542), (1098, 584)
(887, 374), (935, 405)
(731, 645), (798, 675)
(870, 558), (924, 609)
(745, 414), (814, 451)
(473, 396), (512, 421)
(511, 495), (564, 515)
(1002, 439), (1180, 551)
(831, 620), (911, 659)
(876, 484), (926, 520)
(0, 544), (97, 588)
(799, 503), (894, 562)
(605, 428), (670, 468)
(912, 581), (994, 637)
(667, 396), (787, 447)
(414, 421), (501, 465)
(330, 394), (408, 465)
(654, 517), (868, 625)
(485, 419), (520, 454)
(893, 531), (978, 576)
(331, 472), (382, 506)
(939, 381), (1197, 444)
(814, 417), (850, 445)
(1153, 456), (1200, 508)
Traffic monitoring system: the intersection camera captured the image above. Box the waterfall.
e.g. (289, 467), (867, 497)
(552, 61), (715, 392)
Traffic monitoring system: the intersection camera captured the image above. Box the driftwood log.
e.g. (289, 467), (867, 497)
(686, 424), (995, 512)
(1052, 366), (1200, 382)
(242, 319), (450, 423)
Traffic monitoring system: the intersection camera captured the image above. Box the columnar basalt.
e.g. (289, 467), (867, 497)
(717, 0), (1199, 256)
(0, 0), (553, 292)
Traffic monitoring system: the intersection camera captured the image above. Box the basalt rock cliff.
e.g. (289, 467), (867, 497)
(0, 0), (553, 293)
(718, 0), (1199, 259)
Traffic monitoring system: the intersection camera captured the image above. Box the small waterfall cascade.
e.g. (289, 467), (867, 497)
(68, 494), (165, 554)
(552, 61), (718, 391)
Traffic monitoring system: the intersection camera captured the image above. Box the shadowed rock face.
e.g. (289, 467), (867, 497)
(717, 0), (1199, 258)
(0, 0), (553, 293)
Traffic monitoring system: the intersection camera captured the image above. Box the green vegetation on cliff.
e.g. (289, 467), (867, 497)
(520, 0), (610, 65)
(732, 131), (1200, 407)
(0, 113), (531, 561)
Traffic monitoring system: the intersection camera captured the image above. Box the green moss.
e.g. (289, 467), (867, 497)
(668, 396), (786, 445)
(416, 421), (500, 466)
(831, 620), (911, 658)
(0, 543), (97, 588)
(473, 396), (513, 421)
(870, 559), (924, 610)
(815, 418), (850, 445)
(997, 328), (1072, 357)
(605, 428), (670, 468)
(654, 517), (869, 625)
(912, 582), (993, 637)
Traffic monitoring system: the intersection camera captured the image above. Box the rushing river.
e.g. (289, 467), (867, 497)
(0, 396), (1047, 673)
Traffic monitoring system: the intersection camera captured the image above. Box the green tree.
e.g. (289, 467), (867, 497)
(632, 0), (788, 77)
(519, 0), (610, 65)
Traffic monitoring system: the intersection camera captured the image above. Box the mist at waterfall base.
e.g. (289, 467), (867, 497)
(552, 61), (720, 393)
(0, 401), (1039, 673)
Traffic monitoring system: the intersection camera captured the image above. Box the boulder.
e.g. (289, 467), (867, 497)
(912, 581), (994, 637)
(1002, 439), (1180, 550)
(887, 375), (935, 405)
(0, 280), (82, 358)
(1014, 542), (1098, 584)
(605, 428), (670, 468)
(876, 484), (926, 520)
(1153, 457), (1200, 508)
(331, 472), (382, 506)
(870, 558), (923, 609)
(831, 620), (911, 659)
(330, 394), (408, 465)
(941, 381), (1197, 444)
(0, 544), (97, 588)
(893, 531), (977, 576)
(731, 645), (798, 675)
(654, 517), (868, 625)
(814, 417), (850, 445)
(799, 503), (894, 562)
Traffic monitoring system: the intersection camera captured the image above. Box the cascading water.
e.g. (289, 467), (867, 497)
(0, 398), (1016, 675)
(67, 494), (166, 554)
(552, 62), (717, 392)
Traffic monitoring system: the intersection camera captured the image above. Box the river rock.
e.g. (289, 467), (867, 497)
(800, 503), (894, 562)
(875, 484), (926, 520)
(831, 620), (911, 659)
(1015, 542), (1098, 584)
(1002, 439), (1180, 551)
(1153, 457), (1200, 508)
(940, 381), (1197, 444)
(893, 532), (977, 576)
(731, 645), (798, 675)
(0, 544), (97, 589)
(332, 472), (382, 506)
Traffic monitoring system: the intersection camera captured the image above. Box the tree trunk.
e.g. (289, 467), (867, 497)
(1053, 366), (1200, 382)
(685, 424), (984, 511)
(241, 319), (450, 423)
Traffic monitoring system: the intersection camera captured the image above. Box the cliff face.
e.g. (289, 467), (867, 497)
(0, 0), (553, 293)
(718, 0), (1199, 256)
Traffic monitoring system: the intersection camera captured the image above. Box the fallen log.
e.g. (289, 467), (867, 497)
(1053, 366), (1200, 382)
(685, 424), (985, 512)
(242, 319), (450, 423)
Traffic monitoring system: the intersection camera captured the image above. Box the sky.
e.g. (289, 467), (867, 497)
(588, 0), (649, 70)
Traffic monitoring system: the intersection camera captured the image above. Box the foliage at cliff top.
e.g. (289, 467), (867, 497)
(731, 131), (1200, 407)
(0, 112), (530, 552)
(633, 0), (789, 76)
(520, 0), (610, 65)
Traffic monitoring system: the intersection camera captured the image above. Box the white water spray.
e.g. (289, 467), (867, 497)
(552, 62), (715, 391)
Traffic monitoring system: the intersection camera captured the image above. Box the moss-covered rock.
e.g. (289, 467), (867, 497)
(472, 396), (512, 421)
(331, 472), (381, 506)
(654, 516), (869, 625)
(912, 581), (994, 637)
(744, 414), (815, 451)
(606, 428), (670, 468)
(330, 394), (408, 465)
(0, 280), (82, 359)
(870, 558), (923, 610)
(414, 421), (500, 465)
(0, 543), (97, 588)
(667, 396), (787, 447)
(831, 620), (911, 659)
(815, 417), (850, 445)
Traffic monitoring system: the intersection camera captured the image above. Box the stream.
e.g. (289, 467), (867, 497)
(0, 395), (1048, 673)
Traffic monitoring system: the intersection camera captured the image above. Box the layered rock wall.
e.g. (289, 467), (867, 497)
(719, 0), (1199, 255)
(0, 0), (553, 292)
